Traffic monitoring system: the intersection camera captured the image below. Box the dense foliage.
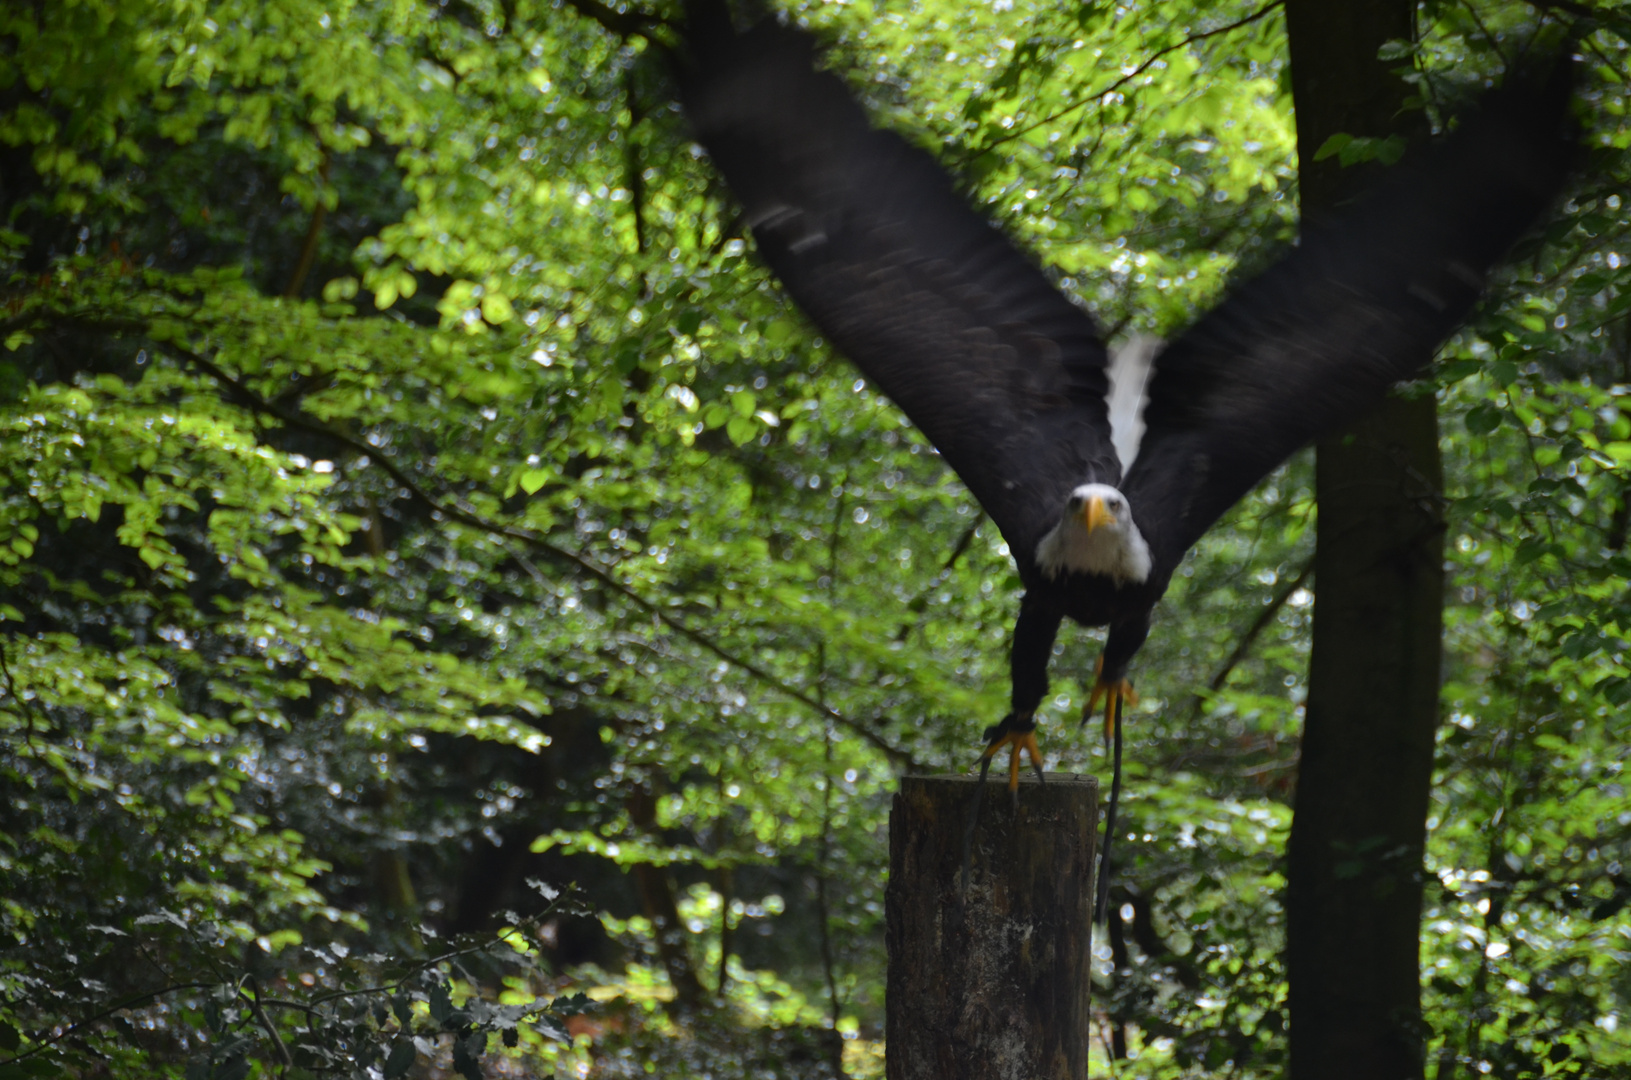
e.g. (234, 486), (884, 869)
(2, 0), (1630, 1077)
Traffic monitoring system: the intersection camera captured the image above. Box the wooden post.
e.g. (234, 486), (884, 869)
(886, 772), (1098, 1080)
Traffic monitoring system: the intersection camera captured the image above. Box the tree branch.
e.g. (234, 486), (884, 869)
(160, 339), (917, 769)
(0, 635), (48, 746)
(1185, 556), (1313, 720)
(896, 515), (982, 642)
(283, 151), (332, 300)
(972, 0), (1287, 157)
(559, 0), (672, 42)
(0, 982), (218, 1065)
(243, 977), (295, 1070)
(1525, 0), (1631, 34)
(291, 921), (540, 1011)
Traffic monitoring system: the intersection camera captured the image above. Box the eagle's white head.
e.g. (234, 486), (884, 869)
(1035, 482), (1152, 585)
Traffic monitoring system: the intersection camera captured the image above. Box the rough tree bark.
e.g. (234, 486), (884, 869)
(886, 773), (1097, 1080)
(1284, 2), (1445, 1077)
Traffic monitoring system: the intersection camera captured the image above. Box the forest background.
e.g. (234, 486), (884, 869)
(2, 0), (1630, 1077)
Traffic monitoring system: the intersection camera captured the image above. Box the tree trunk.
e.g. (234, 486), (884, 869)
(1284, 3), (1445, 1077)
(886, 773), (1097, 1080)
(628, 781), (707, 1011)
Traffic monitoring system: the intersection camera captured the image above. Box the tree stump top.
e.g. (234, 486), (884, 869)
(887, 772), (1098, 1080)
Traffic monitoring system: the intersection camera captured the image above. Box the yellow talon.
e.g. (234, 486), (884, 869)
(1085, 657), (1137, 741)
(980, 728), (1045, 792)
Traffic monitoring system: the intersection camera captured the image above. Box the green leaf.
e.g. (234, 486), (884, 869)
(1312, 132), (1352, 162)
(1465, 405), (1502, 436)
(481, 291), (515, 324)
(429, 983), (453, 1027)
(452, 1033), (485, 1080)
(726, 415), (757, 446)
(1372, 134), (1406, 165)
(519, 469), (549, 495)
(383, 1039), (417, 1079)
(1436, 357), (1480, 384)
(1514, 537), (1548, 566)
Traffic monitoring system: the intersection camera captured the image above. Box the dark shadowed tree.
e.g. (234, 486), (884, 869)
(1286, 1), (1442, 1076)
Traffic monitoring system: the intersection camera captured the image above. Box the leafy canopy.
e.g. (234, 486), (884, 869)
(1, 0), (1630, 1077)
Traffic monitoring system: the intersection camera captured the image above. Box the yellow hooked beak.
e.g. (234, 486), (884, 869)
(1081, 495), (1115, 533)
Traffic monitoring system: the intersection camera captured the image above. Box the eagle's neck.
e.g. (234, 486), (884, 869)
(1035, 513), (1152, 586)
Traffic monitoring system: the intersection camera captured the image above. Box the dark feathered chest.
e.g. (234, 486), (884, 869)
(1018, 564), (1173, 631)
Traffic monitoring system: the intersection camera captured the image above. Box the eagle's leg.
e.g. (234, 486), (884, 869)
(962, 598), (1063, 888)
(971, 596), (1062, 804)
(1083, 617), (1148, 739)
(1085, 656), (1139, 740)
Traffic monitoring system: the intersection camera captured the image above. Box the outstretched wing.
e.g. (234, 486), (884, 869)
(1123, 60), (1577, 570)
(680, 15), (1118, 563)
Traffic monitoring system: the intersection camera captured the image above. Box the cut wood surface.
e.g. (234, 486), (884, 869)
(886, 773), (1098, 1080)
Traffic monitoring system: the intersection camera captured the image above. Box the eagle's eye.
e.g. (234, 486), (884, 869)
(1068, 495), (1084, 510)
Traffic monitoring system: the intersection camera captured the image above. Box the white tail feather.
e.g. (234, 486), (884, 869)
(1106, 334), (1161, 471)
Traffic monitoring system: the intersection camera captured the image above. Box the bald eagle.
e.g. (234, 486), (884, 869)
(679, 13), (1575, 795)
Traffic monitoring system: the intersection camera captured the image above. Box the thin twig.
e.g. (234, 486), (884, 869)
(895, 515), (983, 642)
(813, 495), (846, 1073)
(0, 983), (218, 1065)
(1185, 557), (1314, 720)
(1524, 0), (1630, 31)
(283, 150), (332, 299)
(624, 68), (650, 261)
(243, 976), (295, 1070)
(299, 923), (536, 1008)
(1581, 34), (1628, 80)
(971, 0), (1286, 157)
(813, 730), (845, 1077)
(1460, 0), (1510, 66)
(0, 635), (46, 748)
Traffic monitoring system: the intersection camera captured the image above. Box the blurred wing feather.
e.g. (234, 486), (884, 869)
(682, 19), (1116, 559)
(1125, 62), (1578, 567)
